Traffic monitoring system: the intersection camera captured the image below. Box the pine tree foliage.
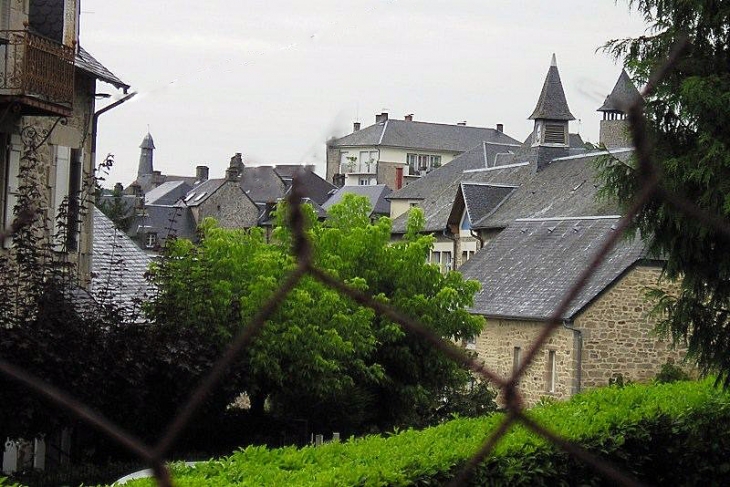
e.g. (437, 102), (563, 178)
(599, 0), (730, 384)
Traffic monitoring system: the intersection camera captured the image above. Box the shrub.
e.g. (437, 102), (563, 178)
(117, 379), (730, 486)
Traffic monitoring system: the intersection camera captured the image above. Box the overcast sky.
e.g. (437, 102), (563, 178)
(80, 1), (648, 187)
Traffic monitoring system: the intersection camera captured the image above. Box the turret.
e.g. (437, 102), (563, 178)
(598, 69), (642, 148)
(529, 54), (574, 170)
(137, 132), (155, 179)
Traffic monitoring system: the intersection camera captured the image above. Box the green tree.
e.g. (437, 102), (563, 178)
(96, 185), (134, 232)
(146, 195), (486, 432)
(599, 1), (730, 383)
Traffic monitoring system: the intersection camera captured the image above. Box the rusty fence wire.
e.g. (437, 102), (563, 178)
(2, 39), (728, 487)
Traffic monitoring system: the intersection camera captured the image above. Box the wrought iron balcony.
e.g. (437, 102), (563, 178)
(0, 30), (75, 115)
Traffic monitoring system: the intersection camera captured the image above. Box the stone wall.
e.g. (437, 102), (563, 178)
(473, 320), (575, 406)
(473, 264), (689, 407)
(198, 182), (260, 229)
(575, 264), (687, 389)
(599, 119), (632, 149)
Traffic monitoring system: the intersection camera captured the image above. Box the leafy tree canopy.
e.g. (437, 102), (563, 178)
(599, 0), (730, 383)
(146, 195), (486, 432)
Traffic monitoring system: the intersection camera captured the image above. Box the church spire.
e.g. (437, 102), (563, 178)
(529, 54), (575, 122)
(137, 132), (155, 178)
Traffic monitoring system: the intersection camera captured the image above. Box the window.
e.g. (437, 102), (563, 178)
(513, 347), (521, 375)
(1, 135), (20, 248)
(465, 336), (477, 350)
(443, 251), (452, 272)
(407, 153), (442, 175)
(431, 251), (441, 266)
(461, 211), (471, 231)
(359, 150), (377, 172)
(547, 350), (557, 393)
(358, 178), (370, 185)
(145, 232), (158, 249)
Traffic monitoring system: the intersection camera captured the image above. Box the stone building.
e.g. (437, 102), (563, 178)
(109, 139), (336, 250)
(0, 0), (129, 287)
(386, 55), (687, 405)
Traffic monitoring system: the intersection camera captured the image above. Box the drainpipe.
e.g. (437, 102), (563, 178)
(562, 319), (583, 395)
(91, 92), (137, 176)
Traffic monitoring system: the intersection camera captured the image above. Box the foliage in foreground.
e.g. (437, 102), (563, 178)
(146, 195), (486, 433)
(598, 0), (730, 385)
(119, 379), (730, 486)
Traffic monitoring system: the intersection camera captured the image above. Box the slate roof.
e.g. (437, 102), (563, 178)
(240, 166), (286, 203)
(598, 69), (642, 114)
(140, 133), (155, 150)
(529, 55), (575, 121)
(275, 166), (337, 206)
(330, 119), (520, 152)
(459, 217), (648, 320)
(92, 208), (153, 315)
(181, 178), (226, 207)
(323, 184), (393, 217)
(388, 135), (626, 234)
(76, 47), (130, 91)
(130, 205), (197, 241)
(145, 180), (191, 206)
(458, 183), (516, 227)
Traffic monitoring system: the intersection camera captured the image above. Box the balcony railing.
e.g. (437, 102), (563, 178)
(339, 161), (377, 174)
(0, 30), (75, 108)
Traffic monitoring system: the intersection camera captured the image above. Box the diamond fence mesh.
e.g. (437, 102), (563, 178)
(1, 40), (723, 486)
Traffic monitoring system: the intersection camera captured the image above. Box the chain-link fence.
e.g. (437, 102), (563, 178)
(2, 39), (726, 486)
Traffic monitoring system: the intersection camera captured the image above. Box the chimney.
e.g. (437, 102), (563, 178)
(496, 123), (504, 133)
(457, 121), (467, 126)
(333, 173), (345, 188)
(196, 165), (209, 182)
(113, 182), (123, 195)
(375, 112), (389, 124)
(353, 122), (361, 132)
(404, 114), (413, 122)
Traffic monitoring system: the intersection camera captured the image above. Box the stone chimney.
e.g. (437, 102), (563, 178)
(196, 165), (209, 182)
(404, 114), (413, 122)
(496, 123), (504, 133)
(375, 112), (389, 124)
(353, 122), (361, 132)
(226, 153), (244, 181)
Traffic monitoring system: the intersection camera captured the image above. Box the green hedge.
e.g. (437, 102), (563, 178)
(107, 379), (730, 484)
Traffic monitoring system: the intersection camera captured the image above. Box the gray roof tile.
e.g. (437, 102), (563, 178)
(76, 46), (130, 90)
(92, 208), (154, 314)
(598, 69), (642, 113)
(459, 217), (647, 320)
(529, 55), (575, 121)
(331, 119), (520, 152)
(323, 184), (392, 216)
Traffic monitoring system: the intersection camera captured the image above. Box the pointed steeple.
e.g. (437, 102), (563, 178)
(529, 54), (575, 121)
(137, 132), (155, 178)
(598, 70), (642, 148)
(598, 69), (641, 116)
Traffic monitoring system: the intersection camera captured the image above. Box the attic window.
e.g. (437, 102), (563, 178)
(544, 123), (566, 144)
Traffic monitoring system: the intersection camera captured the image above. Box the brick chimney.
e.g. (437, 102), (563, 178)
(404, 114), (413, 122)
(375, 112), (389, 124)
(353, 122), (361, 132)
(496, 123), (504, 133)
(196, 165), (209, 182)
